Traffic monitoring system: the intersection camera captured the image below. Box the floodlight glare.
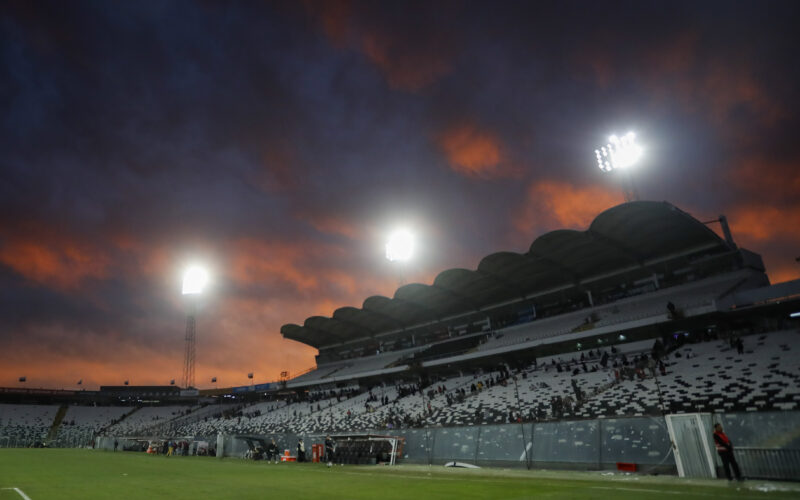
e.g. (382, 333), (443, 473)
(386, 229), (415, 262)
(182, 266), (208, 295)
(595, 131), (642, 171)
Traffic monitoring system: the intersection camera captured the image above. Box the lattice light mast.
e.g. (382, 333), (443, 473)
(595, 131), (643, 202)
(181, 265), (208, 389)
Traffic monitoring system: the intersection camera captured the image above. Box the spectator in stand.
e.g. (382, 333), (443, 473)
(713, 423), (743, 481)
(736, 338), (744, 355)
(600, 351), (609, 368)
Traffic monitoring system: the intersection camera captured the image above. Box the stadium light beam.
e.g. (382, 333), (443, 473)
(386, 229), (415, 263)
(595, 131), (642, 172)
(182, 265), (208, 295)
(595, 131), (643, 202)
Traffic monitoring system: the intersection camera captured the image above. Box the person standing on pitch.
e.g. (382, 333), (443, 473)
(325, 435), (335, 465)
(267, 438), (278, 463)
(713, 423), (743, 481)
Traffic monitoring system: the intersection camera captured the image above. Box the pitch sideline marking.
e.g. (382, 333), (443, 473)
(590, 486), (710, 496)
(1, 487), (32, 500)
(337, 470), (586, 488)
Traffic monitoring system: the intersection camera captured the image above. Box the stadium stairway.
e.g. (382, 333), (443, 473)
(46, 404), (69, 442)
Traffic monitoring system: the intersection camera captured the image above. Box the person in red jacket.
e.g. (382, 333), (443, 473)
(713, 423), (743, 481)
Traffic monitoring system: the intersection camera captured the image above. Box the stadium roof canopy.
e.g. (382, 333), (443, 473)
(281, 201), (729, 349)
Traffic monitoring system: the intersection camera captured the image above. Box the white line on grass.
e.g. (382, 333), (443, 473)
(338, 470), (528, 484)
(337, 470), (585, 488)
(1, 487), (32, 500)
(590, 486), (711, 496)
(590, 486), (681, 494)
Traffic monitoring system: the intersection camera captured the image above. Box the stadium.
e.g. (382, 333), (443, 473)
(3, 2), (800, 498)
(2, 201), (799, 499)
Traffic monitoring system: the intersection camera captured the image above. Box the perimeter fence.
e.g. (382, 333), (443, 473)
(75, 410), (800, 481)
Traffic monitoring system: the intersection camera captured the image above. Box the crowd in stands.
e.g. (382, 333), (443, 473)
(2, 326), (797, 448)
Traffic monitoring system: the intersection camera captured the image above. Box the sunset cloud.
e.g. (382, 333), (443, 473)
(577, 31), (784, 131)
(298, 212), (360, 240)
(727, 205), (800, 244)
(1, 1), (798, 391)
(305, 0), (457, 91)
(514, 180), (622, 237)
(728, 157), (800, 204)
(0, 221), (111, 291)
(360, 31), (453, 91)
(436, 122), (519, 179)
(227, 239), (324, 292)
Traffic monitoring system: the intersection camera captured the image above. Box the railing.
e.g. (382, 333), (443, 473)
(735, 447), (800, 481)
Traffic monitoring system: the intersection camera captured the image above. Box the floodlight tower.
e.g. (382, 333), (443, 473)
(181, 265), (208, 389)
(595, 132), (643, 202)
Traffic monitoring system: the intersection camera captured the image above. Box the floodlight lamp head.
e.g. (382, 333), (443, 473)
(386, 229), (415, 263)
(182, 266), (208, 295)
(595, 131), (642, 171)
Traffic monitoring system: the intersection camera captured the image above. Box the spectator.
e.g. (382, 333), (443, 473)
(667, 301), (677, 318)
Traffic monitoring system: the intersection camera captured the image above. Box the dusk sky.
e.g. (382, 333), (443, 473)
(1, 1), (798, 390)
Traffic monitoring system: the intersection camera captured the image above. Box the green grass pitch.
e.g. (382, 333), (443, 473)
(1, 449), (797, 499)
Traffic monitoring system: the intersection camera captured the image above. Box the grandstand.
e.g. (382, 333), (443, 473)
(2, 201), (799, 481)
(0, 404), (58, 447)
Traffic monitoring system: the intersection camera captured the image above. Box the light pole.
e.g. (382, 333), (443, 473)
(595, 131), (643, 202)
(181, 265), (208, 389)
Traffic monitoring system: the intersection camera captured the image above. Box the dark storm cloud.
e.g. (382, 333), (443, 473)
(1, 0), (798, 387)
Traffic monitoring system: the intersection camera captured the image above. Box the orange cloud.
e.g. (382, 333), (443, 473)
(305, 1), (455, 91)
(228, 239), (323, 292)
(514, 180), (622, 237)
(436, 122), (519, 178)
(361, 31), (452, 91)
(0, 235), (110, 290)
(578, 32), (784, 130)
(514, 180), (623, 234)
(304, 0), (352, 48)
(0, 338), (314, 391)
(727, 204), (800, 244)
(767, 264), (800, 285)
(723, 155), (800, 244)
(299, 212), (360, 240)
(728, 157), (800, 203)
(698, 63), (784, 129)
(0, 292), (323, 390)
